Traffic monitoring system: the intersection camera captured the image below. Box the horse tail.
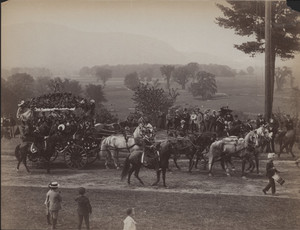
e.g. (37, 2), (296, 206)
(15, 144), (22, 161)
(121, 156), (130, 181)
(99, 137), (108, 158)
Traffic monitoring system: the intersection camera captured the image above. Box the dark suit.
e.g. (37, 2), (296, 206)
(263, 160), (278, 194)
(75, 195), (92, 230)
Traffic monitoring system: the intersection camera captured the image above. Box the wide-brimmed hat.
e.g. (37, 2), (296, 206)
(49, 182), (59, 188)
(267, 153), (276, 159)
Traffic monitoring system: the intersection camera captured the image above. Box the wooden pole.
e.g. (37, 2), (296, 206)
(265, 0), (272, 121)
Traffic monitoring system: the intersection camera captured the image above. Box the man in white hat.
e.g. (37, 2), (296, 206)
(45, 182), (62, 229)
(263, 153), (279, 195)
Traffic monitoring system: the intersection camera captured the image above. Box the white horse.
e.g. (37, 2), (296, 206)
(207, 130), (260, 177)
(99, 124), (154, 169)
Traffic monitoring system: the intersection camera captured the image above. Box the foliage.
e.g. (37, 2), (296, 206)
(160, 65), (175, 89)
(95, 106), (118, 123)
(198, 64), (236, 77)
(186, 62), (200, 82)
(47, 77), (82, 95)
(290, 86), (300, 117)
(275, 66), (293, 91)
(189, 71), (217, 100)
(138, 68), (154, 82)
(85, 84), (107, 105)
(124, 72), (140, 90)
(216, 1), (300, 60)
(95, 67), (112, 87)
(172, 66), (190, 89)
(132, 83), (177, 123)
(6, 73), (35, 101)
(1, 78), (18, 116)
(33, 77), (52, 97)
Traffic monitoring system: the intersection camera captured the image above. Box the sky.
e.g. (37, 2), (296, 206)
(1, 0), (299, 72)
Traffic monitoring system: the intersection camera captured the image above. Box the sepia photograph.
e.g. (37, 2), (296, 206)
(1, 0), (300, 229)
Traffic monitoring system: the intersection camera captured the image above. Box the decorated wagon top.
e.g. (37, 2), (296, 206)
(16, 92), (95, 122)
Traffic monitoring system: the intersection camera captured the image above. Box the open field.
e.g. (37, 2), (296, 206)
(101, 76), (294, 120)
(1, 137), (300, 230)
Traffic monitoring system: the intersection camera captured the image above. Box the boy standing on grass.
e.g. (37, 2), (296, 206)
(75, 187), (92, 230)
(45, 182), (62, 229)
(123, 208), (137, 230)
(44, 182), (52, 225)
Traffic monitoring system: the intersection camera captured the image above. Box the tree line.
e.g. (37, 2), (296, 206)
(1, 74), (107, 117)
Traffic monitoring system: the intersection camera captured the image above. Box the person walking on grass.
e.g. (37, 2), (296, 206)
(45, 182), (62, 229)
(263, 153), (279, 195)
(123, 208), (137, 230)
(75, 187), (92, 230)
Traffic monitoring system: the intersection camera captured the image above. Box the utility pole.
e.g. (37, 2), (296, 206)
(265, 0), (272, 121)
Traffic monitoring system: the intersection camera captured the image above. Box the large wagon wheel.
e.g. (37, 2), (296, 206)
(64, 144), (88, 169)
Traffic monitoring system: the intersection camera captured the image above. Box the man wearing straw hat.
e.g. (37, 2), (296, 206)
(263, 153), (279, 195)
(45, 182), (62, 229)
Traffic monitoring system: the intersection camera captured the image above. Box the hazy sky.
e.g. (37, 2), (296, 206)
(2, 0), (299, 70)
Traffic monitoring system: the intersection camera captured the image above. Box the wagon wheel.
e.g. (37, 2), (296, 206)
(64, 144), (88, 169)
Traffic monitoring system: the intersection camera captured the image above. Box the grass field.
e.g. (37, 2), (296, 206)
(1, 136), (300, 230)
(102, 76), (294, 120)
(2, 186), (300, 230)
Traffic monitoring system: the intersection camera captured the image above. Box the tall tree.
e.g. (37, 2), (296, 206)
(216, 1), (300, 108)
(132, 83), (177, 123)
(34, 76), (52, 96)
(85, 84), (107, 105)
(172, 66), (190, 90)
(62, 78), (83, 96)
(275, 66), (292, 91)
(189, 71), (217, 100)
(186, 62), (200, 82)
(160, 65), (175, 89)
(95, 67), (112, 87)
(124, 72), (140, 90)
(6, 73), (35, 101)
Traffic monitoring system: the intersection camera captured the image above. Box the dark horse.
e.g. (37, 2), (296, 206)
(121, 140), (175, 187)
(15, 134), (57, 173)
(277, 129), (296, 158)
(171, 132), (217, 172)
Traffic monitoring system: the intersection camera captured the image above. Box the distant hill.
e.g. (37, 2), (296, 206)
(3, 23), (251, 73)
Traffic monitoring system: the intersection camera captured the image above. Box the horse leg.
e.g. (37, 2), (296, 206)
(255, 154), (260, 174)
(188, 158), (194, 173)
(173, 158), (180, 171)
(162, 168), (167, 187)
(112, 150), (120, 169)
(152, 169), (161, 186)
(134, 164), (144, 186)
(127, 165), (135, 185)
(23, 155), (30, 173)
(208, 159), (214, 176)
(241, 159), (247, 178)
(289, 143), (295, 158)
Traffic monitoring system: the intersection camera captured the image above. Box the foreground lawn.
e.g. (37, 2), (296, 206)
(2, 186), (300, 230)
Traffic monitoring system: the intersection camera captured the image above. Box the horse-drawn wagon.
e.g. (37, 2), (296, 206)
(15, 92), (121, 171)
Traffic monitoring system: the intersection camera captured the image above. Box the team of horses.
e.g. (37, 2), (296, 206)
(15, 122), (297, 187)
